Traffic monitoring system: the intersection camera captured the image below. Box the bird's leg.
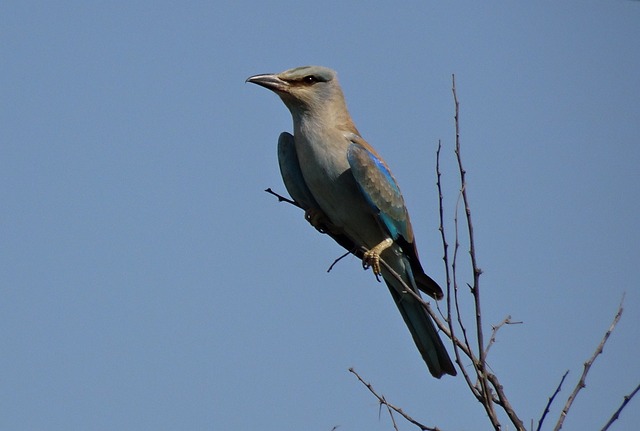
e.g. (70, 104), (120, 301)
(304, 207), (327, 232)
(305, 207), (334, 234)
(362, 238), (393, 276)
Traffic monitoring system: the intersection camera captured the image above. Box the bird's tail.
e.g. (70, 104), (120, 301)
(382, 261), (456, 378)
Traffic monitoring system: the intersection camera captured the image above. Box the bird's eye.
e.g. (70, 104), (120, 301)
(303, 75), (318, 84)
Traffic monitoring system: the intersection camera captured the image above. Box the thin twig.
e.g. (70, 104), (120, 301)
(450, 78), (479, 387)
(451, 184), (481, 397)
(485, 315), (523, 357)
(601, 382), (640, 431)
(452, 74), (510, 430)
(434, 140), (450, 328)
(537, 370), (569, 431)
(553, 297), (625, 431)
(379, 395), (401, 431)
(452, 183), (474, 362)
(327, 251), (351, 273)
(349, 368), (440, 431)
(437, 140), (480, 397)
(264, 187), (301, 208)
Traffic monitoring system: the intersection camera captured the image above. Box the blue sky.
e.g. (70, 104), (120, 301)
(1, 1), (639, 430)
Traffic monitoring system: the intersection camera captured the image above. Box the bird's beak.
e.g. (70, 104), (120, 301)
(246, 73), (290, 93)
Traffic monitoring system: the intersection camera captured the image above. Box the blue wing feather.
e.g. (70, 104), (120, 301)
(347, 139), (409, 240)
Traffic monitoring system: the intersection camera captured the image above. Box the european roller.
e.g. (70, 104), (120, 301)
(247, 66), (456, 378)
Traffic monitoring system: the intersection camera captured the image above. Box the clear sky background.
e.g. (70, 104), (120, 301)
(2, 2), (639, 430)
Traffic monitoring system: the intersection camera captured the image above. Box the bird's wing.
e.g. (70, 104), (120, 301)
(277, 132), (320, 211)
(346, 135), (411, 242)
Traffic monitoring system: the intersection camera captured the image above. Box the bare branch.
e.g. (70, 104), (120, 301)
(326, 251), (351, 273)
(264, 187), (302, 208)
(537, 370), (569, 431)
(452, 74), (487, 380)
(601, 382), (640, 431)
(485, 315), (523, 357)
(553, 297), (625, 431)
(452, 74), (513, 430)
(435, 140), (452, 328)
(349, 368), (440, 431)
(452, 183), (475, 367)
(379, 395), (401, 431)
(486, 372), (525, 430)
(451, 186), (482, 399)
(437, 140), (481, 398)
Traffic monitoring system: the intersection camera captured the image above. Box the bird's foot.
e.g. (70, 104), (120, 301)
(305, 207), (332, 234)
(362, 238), (393, 277)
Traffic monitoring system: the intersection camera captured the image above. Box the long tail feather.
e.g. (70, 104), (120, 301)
(381, 256), (456, 378)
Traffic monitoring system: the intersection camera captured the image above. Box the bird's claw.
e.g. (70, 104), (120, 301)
(305, 207), (330, 233)
(362, 238), (394, 279)
(362, 251), (382, 282)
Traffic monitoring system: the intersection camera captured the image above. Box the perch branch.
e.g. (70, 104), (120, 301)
(264, 187), (301, 208)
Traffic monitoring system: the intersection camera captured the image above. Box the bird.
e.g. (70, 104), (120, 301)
(247, 66), (456, 378)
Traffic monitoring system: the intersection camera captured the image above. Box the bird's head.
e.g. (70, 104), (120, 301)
(247, 66), (345, 117)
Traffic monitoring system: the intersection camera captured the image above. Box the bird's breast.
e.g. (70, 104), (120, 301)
(294, 128), (352, 203)
(293, 127), (383, 248)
